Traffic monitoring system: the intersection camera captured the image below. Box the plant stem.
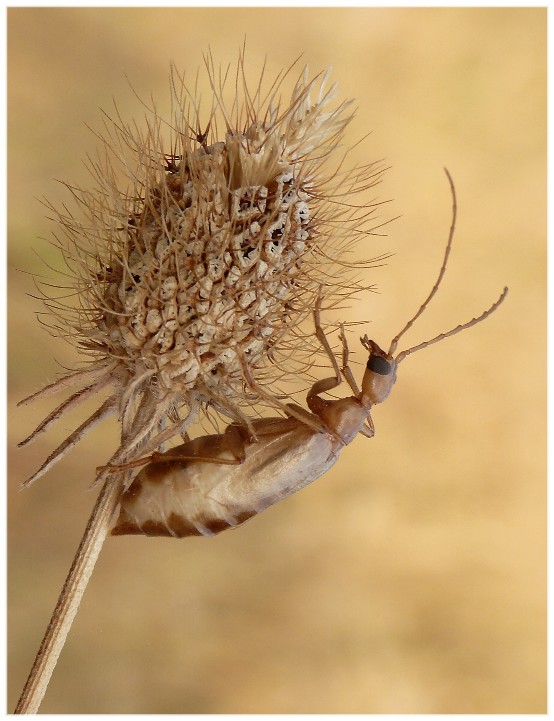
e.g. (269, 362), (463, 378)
(14, 475), (123, 714)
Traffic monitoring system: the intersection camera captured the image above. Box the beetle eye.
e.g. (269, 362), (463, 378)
(367, 354), (391, 375)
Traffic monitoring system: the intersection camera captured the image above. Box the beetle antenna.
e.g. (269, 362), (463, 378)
(395, 286), (508, 363)
(387, 167), (457, 356)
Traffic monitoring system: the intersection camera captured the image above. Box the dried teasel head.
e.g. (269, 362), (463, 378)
(20, 50), (388, 486)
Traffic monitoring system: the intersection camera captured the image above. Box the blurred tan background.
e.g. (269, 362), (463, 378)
(8, 7), (545, 714)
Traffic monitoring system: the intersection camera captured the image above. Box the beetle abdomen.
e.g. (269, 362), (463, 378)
(110, 421), (339, 538)
(112, 506), (257, 538)
(111, 459), (256, 538)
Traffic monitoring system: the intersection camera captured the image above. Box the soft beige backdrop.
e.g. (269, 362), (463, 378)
(8, 7), (545, 714)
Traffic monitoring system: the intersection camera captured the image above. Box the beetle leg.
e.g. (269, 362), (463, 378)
(148, 425), (249, 467)
(359, 416), (375, 439)
(98, 446), (245, 474)
(239, 353), (326, 433)
(222, 423), (247, 462)
(339, 324), (361, 395)
(98, 418), (250, 475)
(200, 383), (259, 440)
(313, 289), (342, 388)
(281, 402), (325, 427)
(97, 455), (159, 473)
(307, 291), (345, 415)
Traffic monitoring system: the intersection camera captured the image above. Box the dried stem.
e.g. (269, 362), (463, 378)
(14, 474), (123, 714)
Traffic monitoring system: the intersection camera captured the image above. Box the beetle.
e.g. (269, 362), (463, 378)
(106, 170), (508, 538)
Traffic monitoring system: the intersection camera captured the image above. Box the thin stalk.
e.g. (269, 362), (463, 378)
(14, 474), (123, 714)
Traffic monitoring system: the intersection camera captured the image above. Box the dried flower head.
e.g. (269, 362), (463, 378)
(20, 51), (386, 486)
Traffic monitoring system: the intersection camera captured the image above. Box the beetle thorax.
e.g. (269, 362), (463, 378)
(318, 397), (370, 445)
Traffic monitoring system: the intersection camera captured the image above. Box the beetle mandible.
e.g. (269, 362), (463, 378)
(107, 169), (508, 538)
